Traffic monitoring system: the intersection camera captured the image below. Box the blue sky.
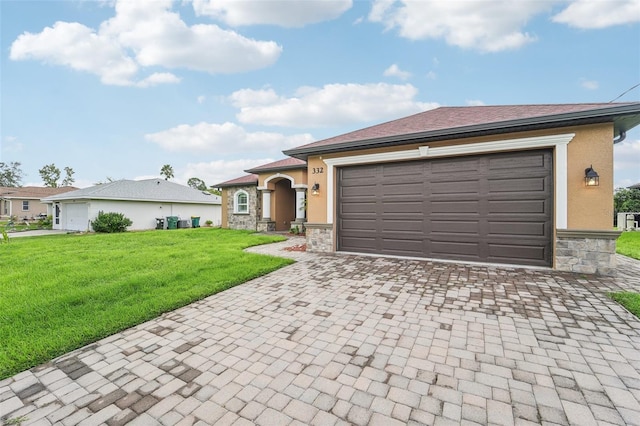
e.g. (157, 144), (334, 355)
(1, 0), (639, 189)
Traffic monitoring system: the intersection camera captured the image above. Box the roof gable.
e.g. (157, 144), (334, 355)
(245, 158), (306, 174)
(215, 174), (258, 188)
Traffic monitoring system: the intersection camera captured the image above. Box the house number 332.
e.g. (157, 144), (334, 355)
(312, 167), (324, 174)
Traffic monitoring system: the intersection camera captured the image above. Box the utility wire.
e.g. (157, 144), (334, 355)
(609, 82), (640, 103)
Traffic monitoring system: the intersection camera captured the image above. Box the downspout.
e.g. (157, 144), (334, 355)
(614, 130), (626, 144)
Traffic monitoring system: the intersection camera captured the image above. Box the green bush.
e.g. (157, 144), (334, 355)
(91, 211), (133, 233)
(38, 215), (52, 229)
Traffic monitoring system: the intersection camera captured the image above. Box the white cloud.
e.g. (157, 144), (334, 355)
(368, 0), (553, 52)
(230, 83), (438, 127)
(466, 100), (486, 106)
(614, 138), (640, 174)
(181, 158), (276, 188)
(383, 64), (412, 80)
(192, 0), (352, 27)
(553, 0), (640, 29)
(10, 0), (282, 86)
(2, 136), (24, 153)
(145, 121), (315, 154)
(197, 95), (206, 104)
(580, 79), (599, 90)
(425, 71), (437, 80)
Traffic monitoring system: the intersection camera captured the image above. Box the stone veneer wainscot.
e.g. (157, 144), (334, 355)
(555, 229), (621, 276)
(305, 223), (334, 253)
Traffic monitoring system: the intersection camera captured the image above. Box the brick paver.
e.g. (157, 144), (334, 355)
(1, 236), (640, 425)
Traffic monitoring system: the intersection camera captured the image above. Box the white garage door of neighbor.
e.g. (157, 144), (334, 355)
(64, 203), (89, 231)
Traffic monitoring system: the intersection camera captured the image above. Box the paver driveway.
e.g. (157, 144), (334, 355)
(2, 237), (640, 425)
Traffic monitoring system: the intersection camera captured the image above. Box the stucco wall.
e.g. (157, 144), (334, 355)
(54, 200), (221, 232)
(565, 124), (614, 230)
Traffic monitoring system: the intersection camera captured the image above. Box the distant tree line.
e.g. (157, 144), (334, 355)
(0, 162), (75, 188)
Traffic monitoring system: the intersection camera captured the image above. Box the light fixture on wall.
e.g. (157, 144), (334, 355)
(311, 183), (320, 196)
(585, 165), (599, 187)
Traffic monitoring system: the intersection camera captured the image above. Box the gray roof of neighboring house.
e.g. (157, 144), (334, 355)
(630, 183), (640, 190)
(42, 179), (221, 205)
(284, 102), (640, 159)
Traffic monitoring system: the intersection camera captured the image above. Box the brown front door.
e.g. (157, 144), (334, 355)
(337, 149), (553, 267)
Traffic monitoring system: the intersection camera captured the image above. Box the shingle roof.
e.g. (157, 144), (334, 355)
(284, 102), (640, 159)
(215, 174), (258, 188)
(245, 158), (306, 173)
(41, 179), (221, 204)
(0, 186), (78, 199)
(629, 183), (640, 190)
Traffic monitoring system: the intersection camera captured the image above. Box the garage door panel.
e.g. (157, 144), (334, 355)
(431, 200), (480, 213)
(337, 149), (553, 266)
(341, 202), (378, 214)
(432, 220), (481, 234)
(431, 240), (480, 257)
(488, 221), (546, 237)
(382, 220), (423, 232)
(382, 201), (424, 214)
(431, 159), (479, 174)
(431, 180), (480, 195)
(383, 162), (424, 177)
(488, 199), (547, 214)
(488, 244), (547, 263)
(489, 152), (546, 170)
(381, 182), (424, 196)
(489, 177), (546, 192)
(340, 218), (377, 230)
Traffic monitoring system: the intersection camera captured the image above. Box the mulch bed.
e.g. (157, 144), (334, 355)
(284, 244), (307, 252)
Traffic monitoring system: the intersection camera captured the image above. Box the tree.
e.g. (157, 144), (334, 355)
(61, 167), (75, 187)
(614, 187), (640, 213)
(187, 177), (207, 191)
(0, 161), (23, 187)
(160, 164), (174, 181)
(39, 164), (61, 188)
(39, 163), (75, 187)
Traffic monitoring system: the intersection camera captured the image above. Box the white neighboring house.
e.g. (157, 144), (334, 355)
(42, 179), (222, 232)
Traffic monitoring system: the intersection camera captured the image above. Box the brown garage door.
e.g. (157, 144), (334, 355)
(337, 149), (553, 266)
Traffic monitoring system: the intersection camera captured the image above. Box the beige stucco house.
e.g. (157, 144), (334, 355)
(0, 186), (77, 220)
(217, 102), (640, 275)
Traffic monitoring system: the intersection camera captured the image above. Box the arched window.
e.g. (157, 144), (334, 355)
(234, 190), (249, 214)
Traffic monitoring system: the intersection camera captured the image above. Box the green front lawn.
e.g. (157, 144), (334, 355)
(611, 232), (640, 319)
(616, 231), (640, 260)
(0, 228), (291, 379)
(609, 292), (640, 318)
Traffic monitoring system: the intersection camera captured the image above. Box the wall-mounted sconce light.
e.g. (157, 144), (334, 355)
(585, 165), (599, 187)
(311, 183), (320, 196)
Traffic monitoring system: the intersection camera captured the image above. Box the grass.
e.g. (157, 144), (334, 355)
(0, 228), (291, 379)
(616, 231), (640, 260)
(609, 292), (640, 318)
(610, 232), (640, 319)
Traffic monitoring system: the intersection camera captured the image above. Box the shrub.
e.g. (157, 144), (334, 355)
(91, 211), (133, 233)
(38, 215), (52, 230)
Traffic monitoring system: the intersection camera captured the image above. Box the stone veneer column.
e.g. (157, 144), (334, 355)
(305, 223), (334, 252)
(555, 229), (621, 276)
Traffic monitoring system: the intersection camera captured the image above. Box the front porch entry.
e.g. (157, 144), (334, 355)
(257, 175), (307, 233)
